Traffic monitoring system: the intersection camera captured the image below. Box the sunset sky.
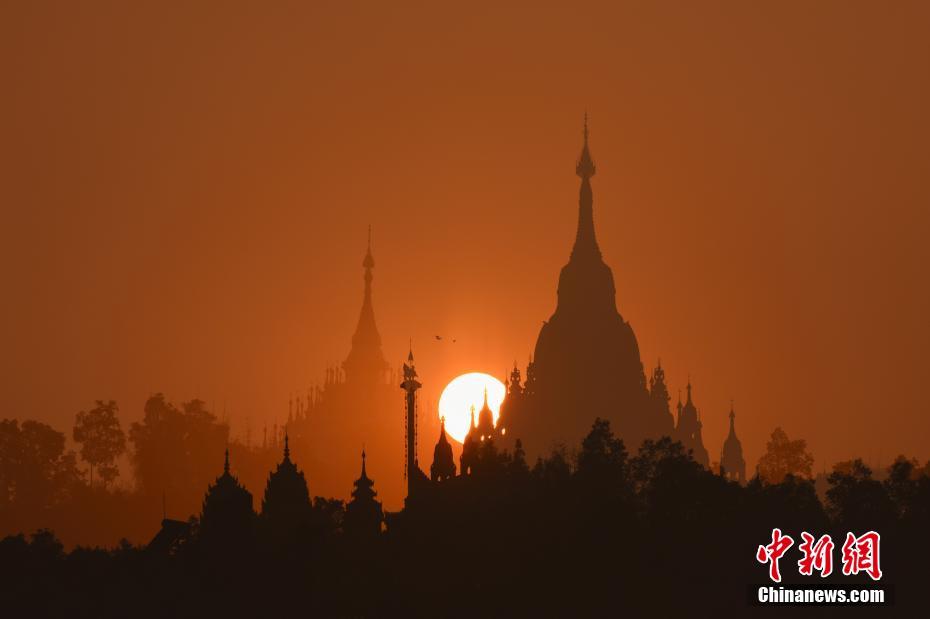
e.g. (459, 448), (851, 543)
(2, 1), (928, 477)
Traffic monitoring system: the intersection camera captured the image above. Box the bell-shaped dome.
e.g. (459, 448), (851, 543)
(430, 417), (456, 482)
(261, 434), (311, 534)
(720, 406), (746, 483)
(200, 449), (254, 545)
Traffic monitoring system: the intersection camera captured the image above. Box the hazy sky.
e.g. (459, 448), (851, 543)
(2, 1), (928, 473)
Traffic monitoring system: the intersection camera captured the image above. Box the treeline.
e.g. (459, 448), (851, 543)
(0, 394), (289, 546)
(1, 417), (928, 616)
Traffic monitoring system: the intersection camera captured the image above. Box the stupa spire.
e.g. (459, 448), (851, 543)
(343, 227), (388, 384)
(571, 113), (600, 260)
(721, 400), (746, 484)
(430, 416), (456, 481)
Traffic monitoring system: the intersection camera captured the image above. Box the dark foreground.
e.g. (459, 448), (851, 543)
(2, 425), (927, 617)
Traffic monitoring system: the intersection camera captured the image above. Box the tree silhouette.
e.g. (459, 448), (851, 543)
(577, 418), (628, 480)
(756, 426), (814, 484)
(73, 400), (125, 489)
(630, 437), (705, 521)
(883, 455), (930, 524)
(509, 438), (530, 477)
(1, 422), (930, 615)
(128, 394), (228, 515)
(746, 473), (827, 537)
(826, 459), (895, 531)
(0, 419), (83, 518)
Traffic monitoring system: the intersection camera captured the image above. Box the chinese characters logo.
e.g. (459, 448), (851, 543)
(756, 529), (882, 582)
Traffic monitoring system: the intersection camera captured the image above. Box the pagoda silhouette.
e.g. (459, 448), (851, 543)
(720, 403), (746, 483)
(674, 381), (710, 467)
(508, 117), (675, 456)
(199, 449), (255, 550)
(284, 227), (407, 507)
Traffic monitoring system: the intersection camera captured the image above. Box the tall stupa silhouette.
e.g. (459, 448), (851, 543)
(526, 116), (673, 454)
(285, 227), (416, 510)
(342, 226), (389, 387)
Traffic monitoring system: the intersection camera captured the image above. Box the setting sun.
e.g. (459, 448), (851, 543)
(438, 372), (506, 443)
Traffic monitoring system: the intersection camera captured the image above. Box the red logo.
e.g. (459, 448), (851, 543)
(841, 531), (882, 581)
(798, 532), (834, 577)
(756, 528), (794, 582)
(757, 529), (881, 582)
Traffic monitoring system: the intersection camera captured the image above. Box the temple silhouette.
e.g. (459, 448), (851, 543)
(343, 450), (384, 539)
(292, 119), (743, 500)
(674, 381), (711, 468)
(720, 403), (747, 483)
(491, 120), (736, 472)
(280, 227), (410, 507)
(14, 116), (919, 618)
(259, 120), (749, 513)
(172, 338), (746, 553)
(190, 118), (748, 535)
(503, 117), (675, 456)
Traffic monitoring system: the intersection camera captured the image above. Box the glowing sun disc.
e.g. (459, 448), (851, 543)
(438, 372), (506, 444)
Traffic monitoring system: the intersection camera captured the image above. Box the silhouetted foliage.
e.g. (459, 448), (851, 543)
(0, 419), (83, 531)
(756, 426), (814, 484)
(129, 394), (228, 513)
(73, 400), (125, 489)
(826, 459), (896, 532)
(1, 414), (928, 616)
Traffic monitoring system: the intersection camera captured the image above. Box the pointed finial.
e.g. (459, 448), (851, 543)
(363, 226), (375, 269)
(224, 447), (230, 475)
(470, 405), (476, 428)
(407, 338), (414, 362)
(283, 430), (290, 460)
(576, 113), (596, 178)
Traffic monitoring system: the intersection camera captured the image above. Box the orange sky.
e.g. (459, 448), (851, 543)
(2, 1), (929, 482)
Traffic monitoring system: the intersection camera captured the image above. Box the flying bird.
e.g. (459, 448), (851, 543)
(435, 335), (442, 340)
